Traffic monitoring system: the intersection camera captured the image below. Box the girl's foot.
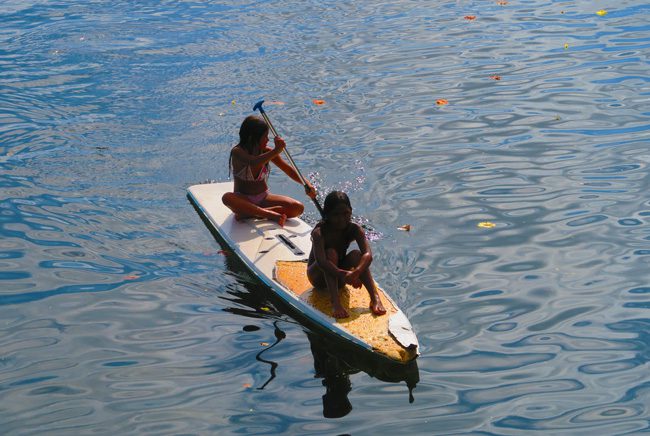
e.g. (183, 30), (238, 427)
(370, 297), (386, 316)
(332, 305), (349, 319)
(272, 213), (287, 227)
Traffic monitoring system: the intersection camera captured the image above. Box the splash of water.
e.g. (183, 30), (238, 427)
(307, 161), (383, 241)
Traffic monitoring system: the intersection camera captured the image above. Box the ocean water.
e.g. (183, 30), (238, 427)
(2, 0), (650, 434)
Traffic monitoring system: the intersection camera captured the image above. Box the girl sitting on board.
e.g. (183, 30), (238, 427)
(307, 191), (387, 319)
(222, 115), (316, 226)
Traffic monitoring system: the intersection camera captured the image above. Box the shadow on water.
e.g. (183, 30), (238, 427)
(189, 194), (419, 417)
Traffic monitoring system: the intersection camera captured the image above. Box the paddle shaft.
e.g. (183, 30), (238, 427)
(254, 102), (324, 218)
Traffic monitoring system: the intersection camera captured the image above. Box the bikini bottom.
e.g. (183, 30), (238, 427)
(237, 190), (268, 206)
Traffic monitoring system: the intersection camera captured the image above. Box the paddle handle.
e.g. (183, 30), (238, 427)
(254, 100), (324, 218)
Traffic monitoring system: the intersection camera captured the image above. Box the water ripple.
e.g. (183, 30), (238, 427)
(2, 0), (650, 433)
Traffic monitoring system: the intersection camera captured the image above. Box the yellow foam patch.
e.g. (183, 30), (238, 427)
(275, 260), (417, 363)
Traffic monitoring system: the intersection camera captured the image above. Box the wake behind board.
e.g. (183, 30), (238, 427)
(187, 182), (419, 363)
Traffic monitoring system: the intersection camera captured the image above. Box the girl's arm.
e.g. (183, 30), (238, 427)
(312, 228), (347, 280)
(232, 137), (286, 167)
(350, 224), (373, 275)
(271, 153), (303, 183)
(270, 148), (317, 199)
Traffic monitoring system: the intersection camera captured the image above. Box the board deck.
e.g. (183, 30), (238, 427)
(187, 182), (419, 363)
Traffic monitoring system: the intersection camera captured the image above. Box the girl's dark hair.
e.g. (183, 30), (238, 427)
(238, 115), (269, 153)
(229, 115), (269, 178)
(323, 191), (352, 219)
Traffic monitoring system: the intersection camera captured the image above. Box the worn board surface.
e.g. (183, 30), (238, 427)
(275, 260), (417, 363)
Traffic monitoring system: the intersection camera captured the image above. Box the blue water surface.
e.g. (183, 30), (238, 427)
(2, 0), (650, 434)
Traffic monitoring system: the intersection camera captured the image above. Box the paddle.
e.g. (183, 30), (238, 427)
(253, 100), (324, 218)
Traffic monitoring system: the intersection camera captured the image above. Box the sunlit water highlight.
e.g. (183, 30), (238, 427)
(1, 0), (650, 434)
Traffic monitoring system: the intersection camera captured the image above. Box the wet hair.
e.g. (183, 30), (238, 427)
(229, 115), (270, 178)
(323, 191), (352, 220)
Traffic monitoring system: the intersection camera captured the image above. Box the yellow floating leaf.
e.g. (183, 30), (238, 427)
(260, 342), (269, 346)
(312, 99), (326, 105)
(564, 43), (569, 49)
(478, 221), (496, 228)
(260, 306), (270, 312)
(436, 99), (449, 105)
(397, 224), (411, 232)
(596, 9), (607, 16)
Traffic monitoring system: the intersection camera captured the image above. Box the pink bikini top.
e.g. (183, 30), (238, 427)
(232, 162), (270, 182)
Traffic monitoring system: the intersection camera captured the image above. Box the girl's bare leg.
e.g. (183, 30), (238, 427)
(222, 193), (286, 226)
(344, 250), (386, 316)
(308, 249), (348, 318)
(262, 193), (304, 218)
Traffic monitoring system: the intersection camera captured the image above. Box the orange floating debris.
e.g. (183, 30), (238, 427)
(312, 99), (326, 105)
(267, 101), (285, 105)
(436, 99), (449, 105)
(497, 0), (508, 5)
(490, 75), (501, 80)
(124, 275), (139, 280)
(464, 15), (476, 20)
(397, 224), (411, 232)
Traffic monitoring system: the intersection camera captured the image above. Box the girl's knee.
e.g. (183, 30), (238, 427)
(325, 248), (339, 263)
(347, 249), (361, 262)
(222, 192), (234, 207)
(288, 201), (304, 218)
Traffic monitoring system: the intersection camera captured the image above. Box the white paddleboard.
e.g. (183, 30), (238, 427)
(188, 182), (419, 363)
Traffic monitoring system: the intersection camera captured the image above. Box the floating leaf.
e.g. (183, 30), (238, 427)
(478, 221), (496, 228)
(231, 99), (236, 105)
(564, 43), (569, 49)
(260, 342), (269, 346)
(124, 275), (139, 280)
(397, 224), (411, 232)
(596, 9), (607, 16)
(312, 99), (326, 105)
(260, 306), (271, 312)
(267, 101), (285, 105)
(464, 15), (476, 20)
(490, 75), (501, 80)
(497, 0), (508, 5)
(555, 115), (561, 121)
(436, 99), (449, 105)
(243, 383), (252, 388)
